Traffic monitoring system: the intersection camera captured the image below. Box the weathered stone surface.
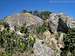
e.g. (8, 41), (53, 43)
(58, 33), (64, 48)
(43, 31), (65, 56)
(3, 12), (74, 56)
(5, 13), (43, 31)
(70, 19), (75, 28)
(33, 39), (54, 56)
(48, 13), (59, 33)
(43, 30), (51, 44)
(48, 13), (71, 33)
(0, 25), (4, 31)
(57, 13), (70, 32)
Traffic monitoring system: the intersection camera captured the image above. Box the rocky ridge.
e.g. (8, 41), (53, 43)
(0, 12), (75, 56)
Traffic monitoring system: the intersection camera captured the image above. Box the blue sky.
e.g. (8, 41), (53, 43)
(0, 0), (75, 19)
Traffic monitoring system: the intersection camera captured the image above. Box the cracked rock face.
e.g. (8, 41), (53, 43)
(48, 13), (71, 33)
(48, 13), (59, 33)
(3, 12), (73, 56)
(33, 39), (54, 56)
(5, 13), (43, 31)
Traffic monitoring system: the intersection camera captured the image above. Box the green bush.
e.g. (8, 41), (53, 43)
(36, 23), (48, 34)
(0, 27), (35, 56)
(61, 28), (75, 56)
(20, 26), (27, 33)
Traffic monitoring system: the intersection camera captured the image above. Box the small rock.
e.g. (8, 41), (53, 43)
(33, 39), (54, 56)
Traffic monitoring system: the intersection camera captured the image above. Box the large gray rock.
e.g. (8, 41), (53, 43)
(70, 19), (75, 28)
(48, 13), (71, 33)
(43, 31), (64, 56)
(33, 39), (54, 56)
(48, 13), (59, 33)
(57, 13), (70, 32)
(5, 13), (43, 31)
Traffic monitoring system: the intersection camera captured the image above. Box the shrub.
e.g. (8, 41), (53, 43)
(0, 27), (36, 56)
(61, 28), (75, 56)
(36, 24), (47, 34)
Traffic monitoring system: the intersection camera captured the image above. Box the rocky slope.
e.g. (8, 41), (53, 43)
(4, 13), (43, 31)
(0, 12), (75, 56)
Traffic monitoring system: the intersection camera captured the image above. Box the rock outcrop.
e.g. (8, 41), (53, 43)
(5, 13), (43, 31)
(2, 12), (74, 56)
(42, 30), (65, 56)
(48, 13), (71, 33)
(33, 39), (54, 56)
(70, 20), (75, 28)
(48, 13), (59, 33)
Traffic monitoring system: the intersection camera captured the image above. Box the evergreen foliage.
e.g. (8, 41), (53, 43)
(61, 28), (75, 56)
(21, 10), (52, 20)
(36, 23), (48, 34)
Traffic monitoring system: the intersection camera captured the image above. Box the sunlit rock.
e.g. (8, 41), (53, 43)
(33, 39), (54, 56)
